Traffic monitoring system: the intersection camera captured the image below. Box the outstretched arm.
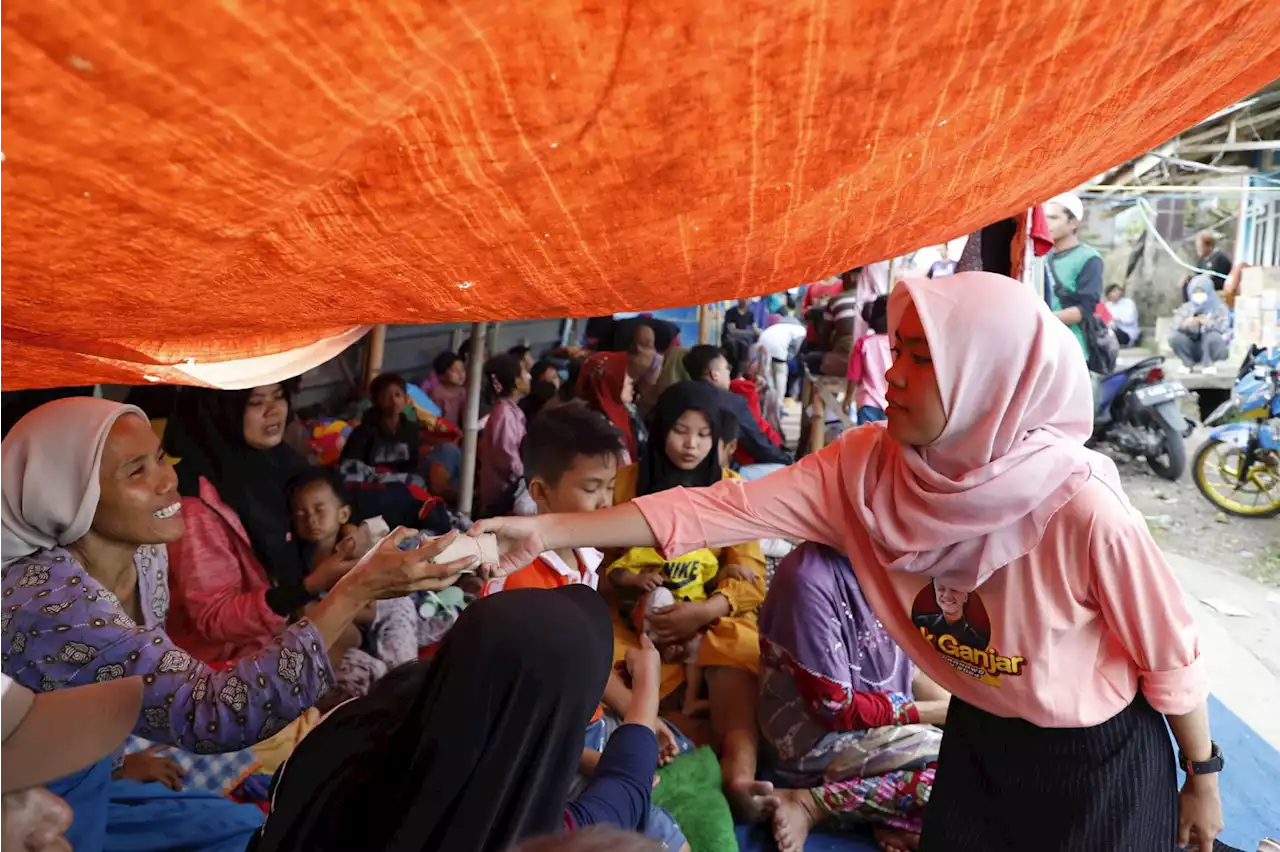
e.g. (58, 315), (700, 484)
(475, 442), (848, 576)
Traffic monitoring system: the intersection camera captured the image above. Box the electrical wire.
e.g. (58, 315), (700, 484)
(1130, 198), (1228, 279)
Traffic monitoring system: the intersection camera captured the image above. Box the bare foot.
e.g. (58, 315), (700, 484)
(873, 826), (920, 852)
(682, 697), (710, 717)
(725, 777), (779, 823)
(773, 788), (822, 852)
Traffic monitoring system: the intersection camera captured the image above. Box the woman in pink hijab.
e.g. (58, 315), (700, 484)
(475, 273), (1223, 852)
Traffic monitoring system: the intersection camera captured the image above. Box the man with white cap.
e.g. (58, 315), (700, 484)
(1043, 193), (1104, 365)
(2, 672), (142, 850)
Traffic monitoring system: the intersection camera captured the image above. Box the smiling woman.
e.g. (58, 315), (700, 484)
(1, 396), (476, 852)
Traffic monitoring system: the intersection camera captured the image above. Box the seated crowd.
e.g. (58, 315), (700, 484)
(5, 276), (1218, 852)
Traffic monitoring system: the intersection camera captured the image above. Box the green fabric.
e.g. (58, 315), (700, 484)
(1046, 243), (1101, 359)
(653, 746), (736, 852)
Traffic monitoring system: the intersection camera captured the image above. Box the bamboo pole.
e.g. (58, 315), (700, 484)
(457, 322), (487, 516)
(698, 304), (710, 345)
(361, 324), (387, 392)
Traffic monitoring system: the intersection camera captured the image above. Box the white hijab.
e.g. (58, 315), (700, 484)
(1, 398), (146, 567)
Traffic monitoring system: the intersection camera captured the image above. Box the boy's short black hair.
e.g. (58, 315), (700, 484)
(530, 359), (558, 382)
(285, 466), (348, 509)
(1106, 284), (1125, 297)
(433, 351), (463, 376)
(682, 345), (727, 382)
(370, 372), (408, 401)
(508, 344), (532, 360)
(717, 408), (740, 446)
(861, 295), (889, 335)
(483, 354), (523, 401)
(521, 403), (624, 486)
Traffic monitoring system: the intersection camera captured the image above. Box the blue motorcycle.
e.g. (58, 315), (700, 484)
(1193, 345), (1280, 518)
(1092, 355), (1190, 481)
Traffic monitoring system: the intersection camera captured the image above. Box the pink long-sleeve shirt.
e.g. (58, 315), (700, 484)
(479, 397), (526, 513)
(166, 477), (288, 663)
(633, 443), (1207, 728)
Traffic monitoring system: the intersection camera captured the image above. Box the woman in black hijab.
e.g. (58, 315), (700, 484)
(248, 585), (664, 852)
(164, 385), (312, 600)
(636, 380), (725, 497)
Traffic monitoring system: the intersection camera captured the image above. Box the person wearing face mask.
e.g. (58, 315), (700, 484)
(2, 673), (143, 852)
(1169, 275), (1231, 372)
(474, 273), (1223, 852)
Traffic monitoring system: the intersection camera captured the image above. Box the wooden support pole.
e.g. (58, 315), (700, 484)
(457, 322), (487, 516)
(361, 325), (387, 392)
(698, 304), (710, 345)
(809, 375), (826, 455)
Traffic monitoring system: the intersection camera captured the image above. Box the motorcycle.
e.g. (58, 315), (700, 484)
(1092, 355), (1190, 481)
(1193, 345), (1280, 518)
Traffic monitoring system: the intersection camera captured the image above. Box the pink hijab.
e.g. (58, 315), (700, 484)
(835, 272), (1118, 591)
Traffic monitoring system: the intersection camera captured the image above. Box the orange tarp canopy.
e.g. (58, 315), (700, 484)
(3, 0), (1279, 389)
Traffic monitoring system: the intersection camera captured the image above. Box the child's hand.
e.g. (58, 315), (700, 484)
(632, 570), (665, 592)
(623, 635), (661, 732)
(655, 719), (680, 766)
(305, 537), (359, 594)
(119, 746), (185, 791)
(354, 601), (377, 625)
(717, 563), (757, 584)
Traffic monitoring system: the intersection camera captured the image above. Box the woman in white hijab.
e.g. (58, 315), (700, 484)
(1, 397), (473, 852)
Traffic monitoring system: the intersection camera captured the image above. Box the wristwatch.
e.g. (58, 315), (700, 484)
(1179, 741), (1225, 776)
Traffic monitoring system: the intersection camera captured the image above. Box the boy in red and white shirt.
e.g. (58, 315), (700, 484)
(480, 404), (683, 776)
(480, 404), (624, 596)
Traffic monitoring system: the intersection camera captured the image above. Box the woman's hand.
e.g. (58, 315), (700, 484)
(468, 516), (549, 578)
(304, 537), (359, 595)
(1177, 775), (1223, 852)
(646, 598), (725, 646)
(338, 529), (478, 601)
(119, 746), (185, 791)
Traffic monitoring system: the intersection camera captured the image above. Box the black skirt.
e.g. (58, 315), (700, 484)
(919, 694), (1177, 851)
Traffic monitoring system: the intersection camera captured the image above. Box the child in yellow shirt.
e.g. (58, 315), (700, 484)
(610, 545), (718, 716)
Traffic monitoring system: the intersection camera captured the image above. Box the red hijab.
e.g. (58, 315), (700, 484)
(576, 352), (636, 459)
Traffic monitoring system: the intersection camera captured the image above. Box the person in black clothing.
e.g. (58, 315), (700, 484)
(341, 373), (421, 474)
(721, 299), (758, 373)
(1197, 231), (1233, 282)
(1185, 231), (1233, 299)
(682, 345), (792, 467)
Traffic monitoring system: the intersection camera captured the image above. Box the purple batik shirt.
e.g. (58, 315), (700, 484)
(1, 545), (332, 753)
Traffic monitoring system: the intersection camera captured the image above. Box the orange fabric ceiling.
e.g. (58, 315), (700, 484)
(3, 0), (1279, 389)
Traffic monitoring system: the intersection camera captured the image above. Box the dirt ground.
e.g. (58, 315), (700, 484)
(1105, 426), (1280, 586)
